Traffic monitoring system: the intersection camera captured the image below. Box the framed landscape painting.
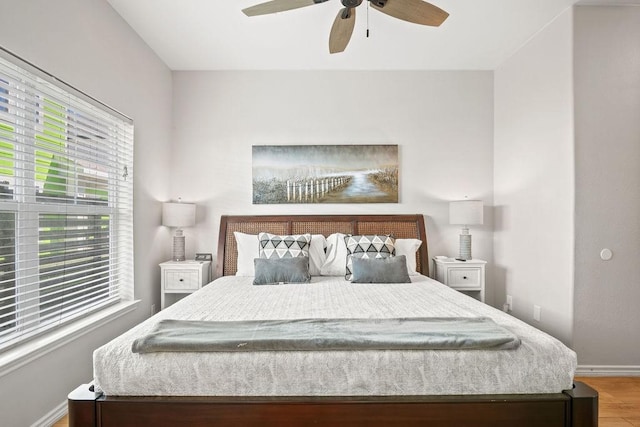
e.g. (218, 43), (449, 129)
(252, 145), (399, 204)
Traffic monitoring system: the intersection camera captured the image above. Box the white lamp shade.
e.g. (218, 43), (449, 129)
(449, 200), (483, 225)
(162, 202), (196, 228)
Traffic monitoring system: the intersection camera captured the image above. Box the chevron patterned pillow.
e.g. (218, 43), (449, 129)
(258, 232), (311, 259)
(344, 234), (396, 280)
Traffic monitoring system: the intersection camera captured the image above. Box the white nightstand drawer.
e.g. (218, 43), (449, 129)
(160, 260), (211, 309)
(447, 268), (481, 288)
(164, 270), (199, 291)
(433, 258), (486, 302)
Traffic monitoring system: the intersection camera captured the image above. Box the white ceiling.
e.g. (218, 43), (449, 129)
(106, 0), (639, 71)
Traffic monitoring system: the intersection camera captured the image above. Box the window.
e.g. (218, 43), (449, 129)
(0, 49), (133, 351)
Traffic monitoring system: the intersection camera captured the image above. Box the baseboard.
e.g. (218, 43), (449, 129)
(576, 365), (640, 376)
(31, 400), (66, 427)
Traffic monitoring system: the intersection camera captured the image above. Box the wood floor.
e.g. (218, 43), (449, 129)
(575, 377), (640, 427)
(51, 377), (640, 426)
(52, 414), (68, 427)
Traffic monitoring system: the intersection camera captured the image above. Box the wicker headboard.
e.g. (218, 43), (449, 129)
(216, 214), (429, 278)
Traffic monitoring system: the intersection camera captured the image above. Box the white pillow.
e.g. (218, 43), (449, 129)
(321, 234), (423, 276)
(234, 232), (259, 276)
(320, 233), (349, 276)
(395, 238), (423, 276)
(308, 234), (327, 276)
(234, 232), (326, 276)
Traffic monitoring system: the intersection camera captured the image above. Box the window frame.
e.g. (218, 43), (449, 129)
(0, 46), (134, 354)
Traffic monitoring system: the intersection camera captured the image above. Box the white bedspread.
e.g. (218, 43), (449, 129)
(93, 275), (576, 396)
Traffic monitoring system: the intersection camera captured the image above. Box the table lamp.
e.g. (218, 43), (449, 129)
(162, 200), (196, 261)
(449, 200), (483, 261)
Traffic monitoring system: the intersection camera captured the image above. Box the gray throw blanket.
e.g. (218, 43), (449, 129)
(132, 317), (520, 354)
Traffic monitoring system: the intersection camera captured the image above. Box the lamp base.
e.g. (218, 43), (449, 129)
(172, 229), (186, 262)
(458, 229), (472, 261)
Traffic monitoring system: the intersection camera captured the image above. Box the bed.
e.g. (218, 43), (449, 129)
(68, 214), (597, 427)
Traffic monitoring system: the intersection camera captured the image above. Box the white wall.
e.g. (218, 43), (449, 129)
(171, 70), (496, 301)
(573, 6), (640, 366)
(0, 0), (172, 425)
(494, 8), (575, 344)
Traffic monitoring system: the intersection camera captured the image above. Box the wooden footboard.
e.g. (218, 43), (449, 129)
(68, 382), (598, 427)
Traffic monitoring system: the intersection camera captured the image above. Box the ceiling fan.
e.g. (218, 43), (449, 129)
(242, 0), (449, 54)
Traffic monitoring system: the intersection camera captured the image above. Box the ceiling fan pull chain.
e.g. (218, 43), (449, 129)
(366, 0), (370, 37)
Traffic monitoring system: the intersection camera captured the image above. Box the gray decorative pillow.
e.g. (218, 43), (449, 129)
(258, 232), (311, 259)
(351, 255), (411, 283)
(253, 257), (311, 286)
(344, 234), (395, 280)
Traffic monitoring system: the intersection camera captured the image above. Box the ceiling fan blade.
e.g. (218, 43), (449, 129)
(329, 7), (356, 54)
(370, 0), (449, 26)
(242, 0), (328, 17)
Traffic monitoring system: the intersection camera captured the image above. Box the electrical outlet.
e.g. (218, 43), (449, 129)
(150, 304), (156, 317)
(506, 295), (513, 312)
(533, 305), (541, 322)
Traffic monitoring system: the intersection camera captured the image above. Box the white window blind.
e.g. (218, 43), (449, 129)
(0, 48), (134, 352)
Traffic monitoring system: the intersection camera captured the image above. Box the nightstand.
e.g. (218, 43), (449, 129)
(160, 260), (211, 309)
(432, 257), (486, 302)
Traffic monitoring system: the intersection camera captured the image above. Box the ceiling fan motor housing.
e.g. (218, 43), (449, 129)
(341, 0), (363, 7)
(369, 0), (388, 7)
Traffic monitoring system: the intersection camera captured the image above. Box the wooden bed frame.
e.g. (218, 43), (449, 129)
(68, 214), (598, 427)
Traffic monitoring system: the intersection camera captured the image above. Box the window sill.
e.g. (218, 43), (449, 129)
(0, 300), (140, 378)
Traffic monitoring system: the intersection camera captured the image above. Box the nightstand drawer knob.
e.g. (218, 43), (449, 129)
(179, 278), (184, 282)
(463, 276), (468, 280)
